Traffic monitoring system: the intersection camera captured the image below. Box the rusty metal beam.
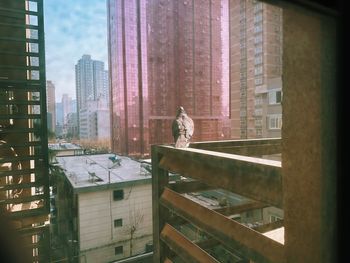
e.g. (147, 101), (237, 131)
(213, 201), (269, 216)
(253, 220), (284, 233)
(158, 146), (283, 208)
(160, 187), (285, 263)
(160, 223), (220, 263)
(168, 180), (214, 193)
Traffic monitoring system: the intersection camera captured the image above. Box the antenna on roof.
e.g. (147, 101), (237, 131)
(108, 154), (121, 168)
(88, 171), (103, 182)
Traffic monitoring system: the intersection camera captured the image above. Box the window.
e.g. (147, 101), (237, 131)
(256, 129), (262, 137)
(255, 44), (262, 54)
(113, 189), (124, 201)
(254, 13), (263, 23)
(274, 25), (281, 33)
(255, 55), (263, 65)
(240, 41), (246, 49)
(254, 109), (262, 116)
(26, 1), (38, 12)
(254, 65), (262, 75)
(26, 29), (38, 39)
(26, 43), (39, 53)
(114, 218), (123, 227)
(268, 114), (282, 129)
(254, 34), (262, 44)
(26, 15), (38, 26)
(115, 246), (123, 255)
(255, 77), (263, 85)
(28, 70), (39, 80)
(273, 13), (280, 21)
(29, 56), (39, 67)
(30, 92), (40, 101)
(254, 24), (262, 33)
(254, 2), (263, 13)
(268, 90), (282, 104)
(255, 96), (262, 105)
(240, 30), (246, 39)
(239, 71), (247, 79)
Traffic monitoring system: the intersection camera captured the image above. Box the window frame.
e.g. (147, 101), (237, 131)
(268, 90), (282, 105)
(267, 114), (282, 130)
(114, 245), (123, 255)
(114, 218), (123, 227)
(113, 189), (124, 201)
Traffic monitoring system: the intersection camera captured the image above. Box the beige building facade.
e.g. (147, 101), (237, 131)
(78, 184), (153, 262)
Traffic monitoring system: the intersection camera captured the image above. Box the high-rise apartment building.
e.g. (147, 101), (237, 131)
(66, 112), (79, 139)
(108, 0), (230, 157)
(76, 55), (95, 111)
(61, 93), (72, 126)
(230, 0), (283, 139)
(0, 0), (50, 261)
(79, 99), (110, 140)
(93, 62), (109, 103)
(75, 55), (109, 139)
(46, 80), (56, 132)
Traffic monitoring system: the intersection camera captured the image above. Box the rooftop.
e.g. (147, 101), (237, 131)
(49, 142), (82, 151)
(54, 154), (152, 193)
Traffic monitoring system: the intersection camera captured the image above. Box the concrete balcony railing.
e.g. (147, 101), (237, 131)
(152, 138), (284, 263)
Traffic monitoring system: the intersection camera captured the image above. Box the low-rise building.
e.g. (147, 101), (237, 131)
(51, 154), (153, 263)
(49, 143), (84, 159)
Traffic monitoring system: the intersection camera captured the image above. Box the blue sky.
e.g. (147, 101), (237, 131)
(44, 0), (108, 102)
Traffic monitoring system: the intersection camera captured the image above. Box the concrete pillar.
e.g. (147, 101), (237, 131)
(282, 4), (337, 263)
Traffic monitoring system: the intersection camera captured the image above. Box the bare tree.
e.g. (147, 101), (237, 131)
(122, 204), (144, 256)
(77, 138), (111, 152)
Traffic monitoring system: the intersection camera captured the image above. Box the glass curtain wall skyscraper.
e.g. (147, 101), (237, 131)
(108, 0), (230, 157)
(108, 0), (149, 156)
